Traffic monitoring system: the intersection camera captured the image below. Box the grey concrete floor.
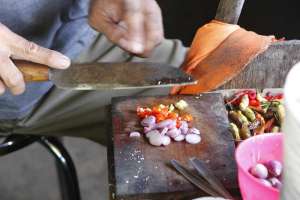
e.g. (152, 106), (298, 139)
(0, 137), (109, 200)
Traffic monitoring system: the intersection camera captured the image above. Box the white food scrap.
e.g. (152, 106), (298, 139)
(175, 100), (188, 110)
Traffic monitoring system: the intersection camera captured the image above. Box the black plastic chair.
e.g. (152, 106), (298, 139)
(0, 135), (81, 200)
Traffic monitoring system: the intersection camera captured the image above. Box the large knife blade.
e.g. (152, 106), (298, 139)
(170, 159), (222, 197)
(15, 61), (196, 90)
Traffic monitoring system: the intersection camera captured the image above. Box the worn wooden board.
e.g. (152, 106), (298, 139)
(220, 41), (300, 90)
(108, 93), (237, 200)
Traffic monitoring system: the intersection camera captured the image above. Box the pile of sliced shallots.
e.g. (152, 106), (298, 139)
(129, 100), (201, 147)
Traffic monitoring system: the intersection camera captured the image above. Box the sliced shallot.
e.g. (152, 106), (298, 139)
(160, 127), (169, 135)
(129, 131), (141, 137)
(162, 136), (171, 146)
(134, 102), (202, 147)
(144, 126), (154, 133)
(146, 130), (160, 138)
(141, 115), (156, 127)
(180, 121), (189, 134)
(166, 128), (181, 138)
(156, 119), (174, 129)
(149, 134), (163, 146)
(187, 127), (200, 135)
(167, 120), (177, 129)
(174, 134), (185, 142)
(185, 134), (201, 144)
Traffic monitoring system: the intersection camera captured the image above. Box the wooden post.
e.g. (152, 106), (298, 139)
(215, 0), (246, 24)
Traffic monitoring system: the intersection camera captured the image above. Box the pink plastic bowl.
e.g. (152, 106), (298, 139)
(235, 133), (283, 200)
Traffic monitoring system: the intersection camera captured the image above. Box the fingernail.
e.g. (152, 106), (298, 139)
(131, 42), (144, 54)
(55, 55), (71, 69)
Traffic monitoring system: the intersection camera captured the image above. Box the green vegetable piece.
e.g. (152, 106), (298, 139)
(261, 101), (271, 113)
(272, 126), (280, 133)
(276, 104), (285, 126)
(229, 123), (240, 140)
(239, 95), (249, 111)
(237, 111), (249, 126)
(229, 111), (243, 128)
(242, 107), (256, 122)
(240, 124), (251, 140)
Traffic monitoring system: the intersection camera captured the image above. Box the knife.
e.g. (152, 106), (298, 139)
(189, 158), (233, 199)
(170, 159), (222, 197)
(14, 60), (196, 90)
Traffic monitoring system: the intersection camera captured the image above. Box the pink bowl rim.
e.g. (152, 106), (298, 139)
(235, 133), (283, 193)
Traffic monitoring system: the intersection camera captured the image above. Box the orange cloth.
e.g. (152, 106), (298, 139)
(171, 20), (275, 94)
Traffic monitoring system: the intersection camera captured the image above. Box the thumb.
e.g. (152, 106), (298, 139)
(8, 31), (70, 69)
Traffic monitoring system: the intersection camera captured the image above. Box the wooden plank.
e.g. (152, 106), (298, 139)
(109, 93), (237, 199)
(220, 41), (300, 90)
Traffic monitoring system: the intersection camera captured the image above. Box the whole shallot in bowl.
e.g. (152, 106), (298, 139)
(235, 133), (283, 200)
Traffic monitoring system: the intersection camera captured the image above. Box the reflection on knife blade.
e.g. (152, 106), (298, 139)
(50, 62), (197, 90)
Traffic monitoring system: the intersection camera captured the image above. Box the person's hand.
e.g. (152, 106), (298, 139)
(89, 0), (164, 57)
(0, 23), (70, 95)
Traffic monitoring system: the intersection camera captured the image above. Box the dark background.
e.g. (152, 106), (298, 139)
(157, 0), (300, 46)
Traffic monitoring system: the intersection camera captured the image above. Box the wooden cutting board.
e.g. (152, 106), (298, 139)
(108, 93), (237, 200)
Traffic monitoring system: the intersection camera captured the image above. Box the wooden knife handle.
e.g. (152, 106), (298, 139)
(13, 60), (50, 82)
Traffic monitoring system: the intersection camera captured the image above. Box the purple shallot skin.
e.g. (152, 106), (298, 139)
(179, 121), (189, 135)
(259, 179), (272, 187)
(156, 119), (174, 129)
(174, 134), (185, 142)
(144, 126), (155, 133)
(141, 115), (156, 127)
(268, 177), (282, 190)
(266, 160), (283, 177)
(146, 130), (160, 138)
(129, 131), (141, 137)
(160, 127), (169, 135)
(166, 128), (181, 138)
(187, 127), (200, 135)
(167, 120), (177, 129)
